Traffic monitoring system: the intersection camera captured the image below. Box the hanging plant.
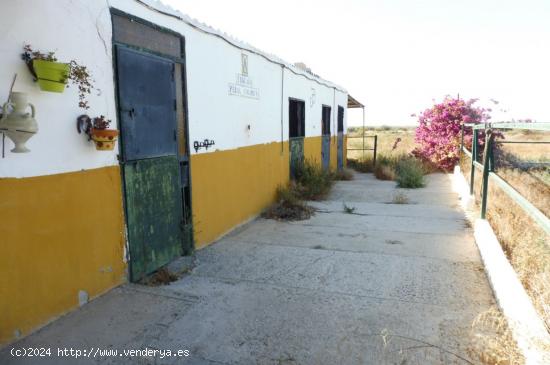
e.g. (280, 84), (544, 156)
(22, 45), (94, 109)
(68, 60), (93, 110)
(77, 114), (119, 151)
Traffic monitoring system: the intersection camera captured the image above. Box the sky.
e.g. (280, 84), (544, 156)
(162, 0), (550, 126)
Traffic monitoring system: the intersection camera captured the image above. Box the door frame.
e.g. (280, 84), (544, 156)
(337, 105), (345, 170)
(321, 104), (331, 169)
(288, 97), (306, 179)
(110, 9), (194, 270)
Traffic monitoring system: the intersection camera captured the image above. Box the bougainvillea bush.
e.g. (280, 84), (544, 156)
(413, 97), (491, 171)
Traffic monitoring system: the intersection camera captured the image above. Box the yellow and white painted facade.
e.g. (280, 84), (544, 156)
(0, 0), (348, 345)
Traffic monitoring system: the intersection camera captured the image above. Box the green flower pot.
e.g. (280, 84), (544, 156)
(33, 60), (69, 93)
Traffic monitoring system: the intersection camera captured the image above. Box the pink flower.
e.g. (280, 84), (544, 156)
(413, 97), (492, 170)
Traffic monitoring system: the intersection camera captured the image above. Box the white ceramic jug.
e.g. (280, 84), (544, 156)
(1, 92), (38, 153)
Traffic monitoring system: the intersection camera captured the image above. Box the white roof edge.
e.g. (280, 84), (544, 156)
(134, 0), (347, 93)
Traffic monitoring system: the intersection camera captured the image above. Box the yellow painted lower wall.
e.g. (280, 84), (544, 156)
(190, 141), (290, 247)
(0, 166), (126, 345)
(191, 136), (329, 248)
(304, 136), (322, 164)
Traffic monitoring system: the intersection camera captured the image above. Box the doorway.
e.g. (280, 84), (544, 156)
(113, 13), (192, 282)
(289, 99), (305, 179)
(321, 105), (331, 170)
(337, 106), (345, 170)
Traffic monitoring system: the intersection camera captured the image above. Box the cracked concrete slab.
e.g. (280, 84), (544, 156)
(0, 172), (494, 365)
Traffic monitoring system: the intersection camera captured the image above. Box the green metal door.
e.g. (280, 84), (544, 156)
(116, 45), (190, 281)
(321, 105), (331, 170)
(124, 157), (183, 280)
(337, 106), (345, 170)
(289, 99), (305, 179)
(290, 137), (305, 179)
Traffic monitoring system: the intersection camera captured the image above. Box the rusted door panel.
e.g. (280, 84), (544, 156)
(337, 106), (345, 170)
(337, 133), (344, 170)
(289, 99), (305, 178)
(322, 135), (331, 169)
(116, 46), (177, 161)
(124, 156), (183, 281)
(321, 105), (331, 170)
(289, 137), (304, 179)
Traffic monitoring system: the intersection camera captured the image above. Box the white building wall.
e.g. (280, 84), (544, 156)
(0, 0), (118, 178)
(0, 0), (347, 179)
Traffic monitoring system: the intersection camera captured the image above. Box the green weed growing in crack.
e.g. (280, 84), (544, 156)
(343, 202), (357, 214)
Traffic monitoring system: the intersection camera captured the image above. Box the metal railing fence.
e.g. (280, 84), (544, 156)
(347, 134), (378, 166)
(460, 122), (550, 235)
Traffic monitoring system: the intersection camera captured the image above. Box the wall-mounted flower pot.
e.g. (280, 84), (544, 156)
(91, 129), (119, 151)
(33, 60), (69, 93)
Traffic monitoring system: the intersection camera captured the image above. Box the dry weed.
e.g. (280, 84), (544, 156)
(469, 307), (524, 365)
(262, 183), (315, 221)
(333, 168), (354, 181)
(141, 268), (179, 286)
(391, 192), (410, 204)
(375, 165), (397, 180)
(460, 156), (550, 332)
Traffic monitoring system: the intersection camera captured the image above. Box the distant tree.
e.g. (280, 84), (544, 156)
(413, 97), (491, 170)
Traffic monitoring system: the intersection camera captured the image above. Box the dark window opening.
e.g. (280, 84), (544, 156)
(338, 106), (344, 132)
(322, 105), (331, 136)
(289, 99), (305, 138)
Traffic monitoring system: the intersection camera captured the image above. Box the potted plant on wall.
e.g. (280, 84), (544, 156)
(22, 45), (69, 93)
(22, 45), (94, 109)
(77, 115), (119, 151)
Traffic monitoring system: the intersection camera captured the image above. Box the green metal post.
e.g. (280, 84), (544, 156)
(373, 135), (378, 168)
(480, 130), (493, 219)
(488, 137), (495, 172)
(470, 130), (478, 195)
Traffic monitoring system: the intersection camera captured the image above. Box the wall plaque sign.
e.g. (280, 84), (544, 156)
(228, 53), (260, 100)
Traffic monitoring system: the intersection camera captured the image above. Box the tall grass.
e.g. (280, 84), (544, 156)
(294, 159), (334, 200)
(468, 307), (524, 365)
(263, 159), (342, 221)
(460, 157), (550, 333)
(333, 168), (354, 181)
(262, 183), (314, 221)
(347, 158), (374, 173)
(366, 154), (427, 188)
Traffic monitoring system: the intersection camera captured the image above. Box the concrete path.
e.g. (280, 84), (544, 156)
(1, 173), (494, 365)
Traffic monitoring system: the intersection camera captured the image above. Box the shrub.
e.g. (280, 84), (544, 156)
(374, 165), (396, 180)
(294, 159), (334, 200)
(333, 168), (354, 181)
(413, 97), (491, 171)
(347, 158), (374, 173)
(395, 158), (425, 188)
(263, 183), (314, 221)
(373, 154), (402, 180)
